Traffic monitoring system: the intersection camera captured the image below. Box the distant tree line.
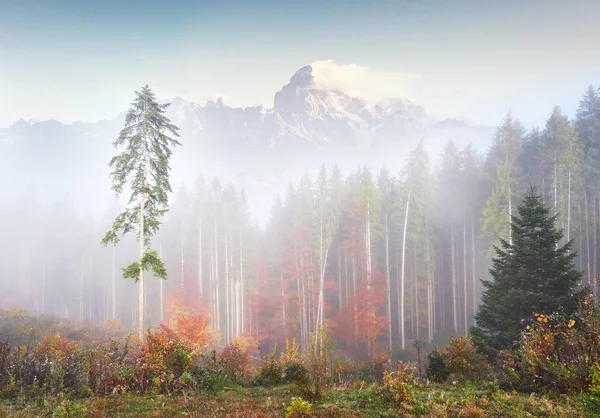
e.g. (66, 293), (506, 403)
(1, 84), (599, 359)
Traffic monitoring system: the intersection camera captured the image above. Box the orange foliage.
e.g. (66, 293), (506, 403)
(441, 336), (485, 380)
(160, 290), (212, 347)
(34, 333), (80, 359)
(233, 335), (260, 357)
(160, 315), (212, 347)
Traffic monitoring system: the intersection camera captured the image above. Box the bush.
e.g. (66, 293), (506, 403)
(518, 293), (600, 394)
(494, 349), (529, 391)
(426, 348), (449, 383)
(285, 396), (312, 418)
(255, 347), (283, 386)
(131, 329), (199, 393)
(0, 308), (125, 348)
(299, 327), (336, 401)
(283, 360), (308, 384)
(218, 343), (251, 385)
(281, 338), (308, 384)
(444, 336), (486, 381)
(362, 350), (391, 382)
(194, 350), (227, 395)
(378, 362), (416, 405)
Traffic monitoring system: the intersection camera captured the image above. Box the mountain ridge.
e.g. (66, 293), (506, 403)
(0, 64), (496, 224)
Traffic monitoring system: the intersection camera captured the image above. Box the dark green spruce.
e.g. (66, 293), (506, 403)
(472, 186), (583, 350)
(101, 85), (181, 341)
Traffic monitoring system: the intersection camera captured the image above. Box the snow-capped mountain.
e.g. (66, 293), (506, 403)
(165, 65), (431, 149)
(0, 64), (495, 224)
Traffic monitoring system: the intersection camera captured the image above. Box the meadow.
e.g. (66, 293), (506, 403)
(1, 296), (599, 417)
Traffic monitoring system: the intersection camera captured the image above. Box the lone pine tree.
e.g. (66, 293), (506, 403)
(102, 85), (181, 341)
(472, 186), (582, 350)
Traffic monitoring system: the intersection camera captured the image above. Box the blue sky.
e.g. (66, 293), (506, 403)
(1, 0), (599, 128)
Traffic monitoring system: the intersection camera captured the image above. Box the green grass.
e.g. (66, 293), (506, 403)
(1, 383), (599, 417)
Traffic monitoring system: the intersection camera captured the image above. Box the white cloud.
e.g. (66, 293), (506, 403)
(310, 60), (422, 104)
(309, 60), (494, 123)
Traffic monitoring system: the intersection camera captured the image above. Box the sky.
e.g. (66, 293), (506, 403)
(1, 0), (599, 128)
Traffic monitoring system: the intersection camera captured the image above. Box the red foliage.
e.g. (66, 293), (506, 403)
(334, 275), (386, 355)
(160, 290), (212, 347)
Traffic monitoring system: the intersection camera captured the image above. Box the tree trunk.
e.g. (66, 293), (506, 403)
(451, 225), (457, 333)
(337, 248), (342, 311)
(159, 241), (164, 323)
(471, 220), (477, 326)
(594, 194), (598, 294)
(463, 218), (468, 336)
(592, 196), (600, 296)
(225, 225), (230, 344)
(567, 169), (571, 242)
(198, 214), (203, 302)
(138, 195), (145, 342)
(366, 201), (372, 357)
(80, 254), (84, 322)
(384, 210), (393, 353)
(214, 219), (220, 331)
(400, 188), (411, 350)
(281, 269), (286, 328)
(316, 246), (330, 331)
(240, 222), (244, 334)
(585, 191), (591, 286)
(352, 252), (357, 346)
(426, 215), (434, 342)
(508, 183), (513, 245)
(110, 244), (115, 319)
(180, 219), (185, 292)
(209, 235), (215, 329)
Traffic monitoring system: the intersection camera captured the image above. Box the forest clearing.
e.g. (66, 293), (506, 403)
(3, 1), (600, 414)
(2, 81), (600, 417)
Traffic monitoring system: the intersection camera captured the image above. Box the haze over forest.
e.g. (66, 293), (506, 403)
(1, 0), (600, 358)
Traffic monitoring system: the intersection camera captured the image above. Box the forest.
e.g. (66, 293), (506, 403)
(1, 84), (600, 417)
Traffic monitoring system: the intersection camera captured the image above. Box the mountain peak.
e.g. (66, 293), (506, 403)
(9, 118), (40, 129)
(288, 65), (315, 87)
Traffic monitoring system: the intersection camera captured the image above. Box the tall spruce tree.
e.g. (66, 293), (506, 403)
(472, 186), (582, 350)
(101, 85), (181, 341)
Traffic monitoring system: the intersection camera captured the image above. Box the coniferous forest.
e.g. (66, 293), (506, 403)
(2, 86), (599, 355)
(1, 85), (600, 416)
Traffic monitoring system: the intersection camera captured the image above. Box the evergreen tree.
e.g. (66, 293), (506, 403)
(472, 186), (582, 350)
(101, 85), (181, 341)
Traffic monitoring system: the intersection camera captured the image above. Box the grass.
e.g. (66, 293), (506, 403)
(1, 383), (599, 417)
